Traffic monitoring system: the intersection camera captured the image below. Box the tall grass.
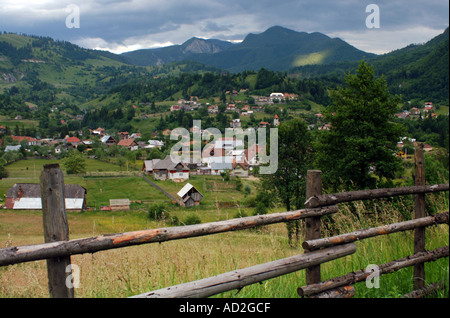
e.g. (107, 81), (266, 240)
(0, 193), (448, 298)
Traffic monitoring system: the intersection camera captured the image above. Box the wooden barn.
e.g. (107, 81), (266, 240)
(5, 183), (87, 211)
(177, 183), (204, 207)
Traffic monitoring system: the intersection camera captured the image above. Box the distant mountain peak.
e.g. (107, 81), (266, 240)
(182, 37), (224, 54)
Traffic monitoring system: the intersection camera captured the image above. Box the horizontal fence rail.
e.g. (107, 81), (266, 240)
(305, 184), (450, 208)
(297, 246), (449, 298)
(0, 205), (338, 267)
(302, 212), (449, 250)
(132, 243), (357, 298)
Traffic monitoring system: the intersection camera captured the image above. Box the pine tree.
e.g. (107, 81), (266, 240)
(316, 60), (404, 191)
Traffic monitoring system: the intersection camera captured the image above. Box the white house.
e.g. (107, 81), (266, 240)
(270, 93), (284, 102)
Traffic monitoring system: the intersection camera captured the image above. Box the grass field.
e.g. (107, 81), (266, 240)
(0, 158), (448, 298)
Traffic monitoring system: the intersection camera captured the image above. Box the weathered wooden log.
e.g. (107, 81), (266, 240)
(40, 164), (74, 298)
(297, 246), (449, 297)
(302, 212), (449, 250)
(131, 243), (356, 298)
(402, 281), (446, 298)
(305, 184), (449, 208)
(305, 170), (322, 285)
(308, 285), (355, 298)
(0, 205), (338, 267)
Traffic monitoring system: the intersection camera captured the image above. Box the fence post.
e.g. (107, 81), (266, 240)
(40, 164), (74, 298)
(305, 170), (322, 285)
(413, 144), (426, 290)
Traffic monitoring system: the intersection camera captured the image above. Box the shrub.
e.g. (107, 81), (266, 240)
(253, 202), (268, 216)
(148, 203), (168, 220)
(235, 176), (242, 191)
(244, 185), (251, 196)
(233, 210), (248, 218)
(183, 213), (201, 225)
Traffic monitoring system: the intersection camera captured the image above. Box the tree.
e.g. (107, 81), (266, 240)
(260, 117), (313, 246)
(62, 150), (86, 174)
(316, 60), (404, 191)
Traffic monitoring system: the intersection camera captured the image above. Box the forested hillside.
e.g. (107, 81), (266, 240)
(289, 27), (449, 104)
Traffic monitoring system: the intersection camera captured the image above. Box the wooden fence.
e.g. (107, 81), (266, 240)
(0, 144), (448, 298)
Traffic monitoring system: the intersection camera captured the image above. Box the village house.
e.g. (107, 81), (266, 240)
(171, 105), (182, 112)
(409, 108), (421, 116)
(11, 136), (38, 146)
(6, 183), (87, 211)
(226, 104), (236, 112)
(230, 118), (241, 128)
(117, 132), (129, 140)
(258, 96), (268, 103)
(246, 143), (265, 166)
(117, 138), (138, 151)
(231, 161), (249, 177)
(270, 93), (284, 102)
(130, 133), (142, 139)
(65, 136), (81, 148)
(177, 183), (204, 207)
(92, 127), (106, 136)
(147, 140), (164, 149)
(152, 155), (190, 181)
(283, 93), (299, 101)
(208, 105), (219, 114)
(142, 159), (161, 174)
(100, 135), (117, 146)
(424, 102), (433, 112)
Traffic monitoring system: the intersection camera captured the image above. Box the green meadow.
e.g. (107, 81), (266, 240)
(0, 158), (448, 298)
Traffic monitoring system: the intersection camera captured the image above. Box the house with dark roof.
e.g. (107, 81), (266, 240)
(5, 183), (87, 211)
(142, 159), (161, 174)
(152, 155), (189, 181)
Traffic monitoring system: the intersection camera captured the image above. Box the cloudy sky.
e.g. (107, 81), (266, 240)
(0, 0), (448, 55)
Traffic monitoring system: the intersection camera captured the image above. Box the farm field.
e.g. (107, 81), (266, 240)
(0, 159), (448, 298)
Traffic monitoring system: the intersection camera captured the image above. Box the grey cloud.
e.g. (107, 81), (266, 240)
(0, 0), (447, 54)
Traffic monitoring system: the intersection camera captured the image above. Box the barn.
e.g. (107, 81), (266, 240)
(177, 183), (204, 207)
(6, 183), (87, 211)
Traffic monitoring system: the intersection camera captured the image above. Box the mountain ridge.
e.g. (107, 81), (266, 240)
(121, 26), (375, 72)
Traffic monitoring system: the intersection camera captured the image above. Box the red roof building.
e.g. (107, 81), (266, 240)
(66, 137), (81, 143)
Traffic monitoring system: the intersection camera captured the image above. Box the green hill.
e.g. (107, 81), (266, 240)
(289, 27), (449, 103)
(0, 33), (223, 108)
